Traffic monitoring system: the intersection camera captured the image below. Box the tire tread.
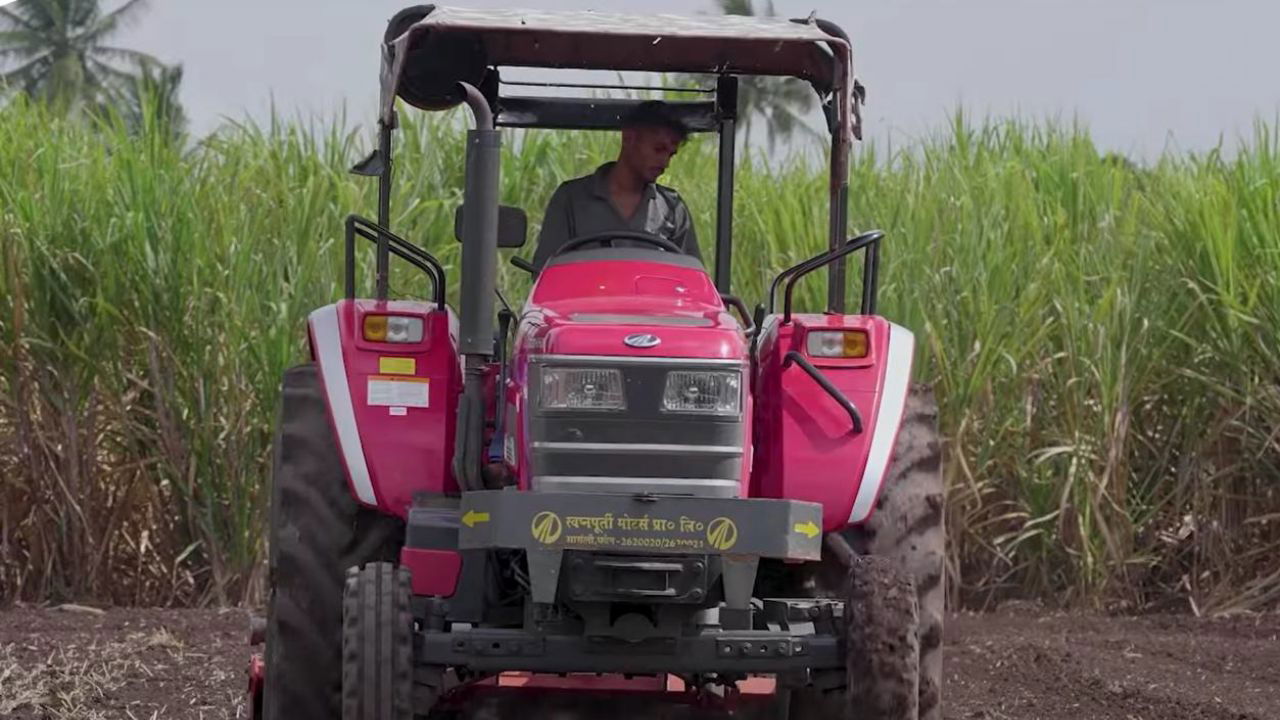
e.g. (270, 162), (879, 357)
(263, 365), (403, 720)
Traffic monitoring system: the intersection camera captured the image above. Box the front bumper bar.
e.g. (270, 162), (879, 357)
(456, 491), (824, 561)
(421, 627), (842, 675)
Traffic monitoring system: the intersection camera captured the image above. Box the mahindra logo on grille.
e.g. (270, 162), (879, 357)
(623, 333), (661, 349)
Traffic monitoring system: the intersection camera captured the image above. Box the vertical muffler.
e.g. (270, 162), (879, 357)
(453, 82), (499, 492)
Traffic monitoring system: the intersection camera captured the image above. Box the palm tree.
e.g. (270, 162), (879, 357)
(691, 0), (821, 150)
(106, 60), (186, 140)
(0, 0), (162, 113)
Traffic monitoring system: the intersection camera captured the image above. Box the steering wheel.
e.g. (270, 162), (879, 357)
(551, 230), (682, 259)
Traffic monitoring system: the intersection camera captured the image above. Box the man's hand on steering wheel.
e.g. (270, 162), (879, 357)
(551, 230), (682, 259)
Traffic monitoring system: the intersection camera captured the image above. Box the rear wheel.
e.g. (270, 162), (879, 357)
(263, 365), (404, 720)
(848, 385), (945, 720)
(842, 555), (920, 719)
(788, 385), (944, 720)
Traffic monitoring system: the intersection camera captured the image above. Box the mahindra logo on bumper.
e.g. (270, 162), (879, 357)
(623, 333), (662, 349)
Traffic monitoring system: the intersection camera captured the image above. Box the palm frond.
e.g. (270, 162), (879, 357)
(23, 0), (61, 29)
(83, 0), (150, 43)
(69, 0), (102, 29)
(0, 45), (49, 63)
(0, 55), (50, 93)
(0, 28), (43, 44)
(716, 0), (755, 17)
(91, 44), (161, 70)
(86, 55), (142, 89)
(0, 31), (47, 59)
(102, 0), (151, 26)
(763, 104), (821, 150)
(0, 7), (41, 33)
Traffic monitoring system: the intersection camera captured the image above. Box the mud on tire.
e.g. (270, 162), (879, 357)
(844, 555), (921, 720)
(263, 365), (404, 720)
(343, 563), (416, 720)
(847, 384), (945, 720)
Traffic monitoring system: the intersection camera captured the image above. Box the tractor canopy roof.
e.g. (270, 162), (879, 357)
(379, 5), (856, 138)
(372, 6), (865, 309)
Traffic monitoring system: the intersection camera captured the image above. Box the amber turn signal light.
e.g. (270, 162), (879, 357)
(362, 315), (423, 343)
(806, 330), (869, 358)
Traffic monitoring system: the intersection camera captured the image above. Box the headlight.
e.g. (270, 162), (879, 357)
(806, 330), (868, 358)
(363, 315), (424, 343)
(540, 368), (626, 411)
(662, 370), (741, 415)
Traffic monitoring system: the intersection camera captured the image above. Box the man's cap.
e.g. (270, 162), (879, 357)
(623, 100), (689, 140)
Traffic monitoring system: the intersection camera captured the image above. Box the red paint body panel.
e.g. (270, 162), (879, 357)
(532, 260), (719, 305)
(527, 260), (742, 359)
(507, 258), (752, 489)
(751, 314), (891, 530)
(326, 299), (462, 517)
(246, 653), (264, 720)
(439, 673), (775, 711)
(309, 259), (895, 538)
(400, 547), (463, 597)
(496, 673), (670, 692)
(491, 673), (775, 695)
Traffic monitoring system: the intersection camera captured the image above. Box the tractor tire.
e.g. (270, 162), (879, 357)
(263, 364), (404, 720)
(848, 385), (945, 720)
(342, 563), (417, 720)
(843, 555), (921, 720)
(789, 385), (944, 720)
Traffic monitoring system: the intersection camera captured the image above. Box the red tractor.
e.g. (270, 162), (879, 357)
(249, 6), (943, 720)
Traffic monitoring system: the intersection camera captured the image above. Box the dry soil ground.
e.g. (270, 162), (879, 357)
(1, 606), (1277, 720)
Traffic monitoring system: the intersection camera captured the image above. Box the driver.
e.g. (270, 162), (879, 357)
(531, 100), (701, 270)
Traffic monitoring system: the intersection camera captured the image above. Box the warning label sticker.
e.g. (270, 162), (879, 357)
(378, 356), (416, 375)
(367, 376), (429, 408)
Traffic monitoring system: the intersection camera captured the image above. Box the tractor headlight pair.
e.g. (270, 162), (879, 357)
(539, 367), (741, 416)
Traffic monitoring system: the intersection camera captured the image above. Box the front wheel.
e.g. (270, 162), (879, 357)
(342, 563), (422, 720)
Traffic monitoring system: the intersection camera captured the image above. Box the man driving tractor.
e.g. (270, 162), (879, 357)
(251, 7), (946, 720)
(531, 100), (702, 269)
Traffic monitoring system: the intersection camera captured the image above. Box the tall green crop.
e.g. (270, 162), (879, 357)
(1, 99), (1276, 611)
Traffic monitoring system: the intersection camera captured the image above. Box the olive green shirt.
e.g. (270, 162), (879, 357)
(532, 162), (700, 269)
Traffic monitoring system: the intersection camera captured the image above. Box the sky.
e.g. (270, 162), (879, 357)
(113, 0), (1280, 160)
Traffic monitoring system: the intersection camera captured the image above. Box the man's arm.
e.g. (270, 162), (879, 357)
(671, 196), (701, 261)
(532, 183), (574, 270)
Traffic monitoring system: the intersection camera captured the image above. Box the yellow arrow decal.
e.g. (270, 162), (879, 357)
(462, 510), (490, 528)
(794, 521), (820, 539)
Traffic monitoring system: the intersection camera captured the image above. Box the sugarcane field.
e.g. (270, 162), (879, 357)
(2, 2), (1278, 720)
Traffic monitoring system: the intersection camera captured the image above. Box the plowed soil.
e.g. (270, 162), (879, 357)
(1, 605), (1277, 720)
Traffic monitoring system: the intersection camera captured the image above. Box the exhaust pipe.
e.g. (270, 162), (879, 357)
(453, 82), (499, 492)
(456, 82), (498, 356)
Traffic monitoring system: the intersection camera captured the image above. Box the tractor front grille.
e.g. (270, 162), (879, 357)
(527, 355), (745, 498)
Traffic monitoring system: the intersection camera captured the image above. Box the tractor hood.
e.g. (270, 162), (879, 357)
(520, 255), (747, 360)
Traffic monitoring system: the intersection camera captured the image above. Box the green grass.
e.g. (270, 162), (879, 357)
(1, 98), (1277, 611)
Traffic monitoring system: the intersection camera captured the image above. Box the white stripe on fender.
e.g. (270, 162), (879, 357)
(848, 322), (915, 524)
(309, 304), (377, 506)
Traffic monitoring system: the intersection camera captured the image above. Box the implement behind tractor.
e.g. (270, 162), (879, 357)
(249, 6), (943, 720)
